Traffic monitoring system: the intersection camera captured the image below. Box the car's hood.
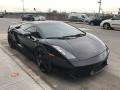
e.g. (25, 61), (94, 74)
(45, 33), (106, 61)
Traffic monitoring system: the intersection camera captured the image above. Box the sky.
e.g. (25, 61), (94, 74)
(0, 0), (120, 13)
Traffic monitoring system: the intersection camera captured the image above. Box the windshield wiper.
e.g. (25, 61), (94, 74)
(46, 33), (86, 39)
(62, 33), (85, 38)
(46, 37), (64, 39)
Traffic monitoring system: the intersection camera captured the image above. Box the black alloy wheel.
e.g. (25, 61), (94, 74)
(35, 47), (53, 73)
(103, 23), (111, 30)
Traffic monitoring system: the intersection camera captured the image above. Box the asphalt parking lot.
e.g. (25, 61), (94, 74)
(0, 18), (120, 90)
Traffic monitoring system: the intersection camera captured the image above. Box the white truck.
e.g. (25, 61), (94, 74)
(35, 16), (46, 21)
(68, 12), (88, 22)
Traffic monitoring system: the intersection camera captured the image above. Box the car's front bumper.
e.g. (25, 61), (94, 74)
(51, 49), (109, 76)
(68, 57), (108, 76)
(71, 50), (109, 67)
(65, 50), (109, 76)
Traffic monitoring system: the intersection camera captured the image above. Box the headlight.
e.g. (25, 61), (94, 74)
(52, 45), (76, 59)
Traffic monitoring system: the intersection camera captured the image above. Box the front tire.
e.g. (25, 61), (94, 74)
(35, 47), (53, 73)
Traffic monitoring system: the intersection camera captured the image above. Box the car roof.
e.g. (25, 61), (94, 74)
(23, 14), (33, 16)
(10, 21), (64, 28)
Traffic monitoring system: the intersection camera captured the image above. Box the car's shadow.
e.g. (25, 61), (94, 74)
(5, 44), (105, 85)
(1, 40), (108, 90)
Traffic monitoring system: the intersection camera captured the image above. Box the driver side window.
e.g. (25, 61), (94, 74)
(25, 26), (37, 32)
(25, 26), (41, 38)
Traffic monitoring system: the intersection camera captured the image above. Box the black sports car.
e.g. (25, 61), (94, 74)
(21, 14), (34, 21)
(8, 21), (109, 76)
(88, 16), (112, 26)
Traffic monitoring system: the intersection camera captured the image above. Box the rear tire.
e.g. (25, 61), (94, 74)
(90, 22), (94, 26)
(103, 23), (111, 30)
(22, 18), (24, 21)
(8, 35), (16, 49)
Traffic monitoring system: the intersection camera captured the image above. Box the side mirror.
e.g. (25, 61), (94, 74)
(15, 26), (20, 29)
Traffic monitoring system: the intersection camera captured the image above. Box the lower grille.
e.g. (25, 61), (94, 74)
(70, 60), (107, 76)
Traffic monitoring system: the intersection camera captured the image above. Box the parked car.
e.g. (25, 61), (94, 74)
(21, 14), (34, 21)
(35, 16), (46, 21)
(100, 15), (120, 30)
(84, 16), (93, 24)
(0, 13), (4, 18)
(8, 21), (109, 77)
(68, 13), (88, 22)
(88, 16), (112, 26)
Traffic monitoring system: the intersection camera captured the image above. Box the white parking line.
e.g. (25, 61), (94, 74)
(79, 28), (92, 31)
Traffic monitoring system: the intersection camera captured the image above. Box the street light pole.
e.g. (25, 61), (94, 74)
(21, 0), (25, 12)
(98, 0), (101, 15)
(23, 0), (25, 12)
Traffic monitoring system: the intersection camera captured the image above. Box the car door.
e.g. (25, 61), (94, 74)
(22, 26), (39, 50)
(111, 16), (120, 29)
(16, 24), (38, 50)
(95, 17), (102, 25)
(17, 23), (32, 44)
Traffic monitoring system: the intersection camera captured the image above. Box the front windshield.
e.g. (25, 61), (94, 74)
(37, 22), (85, 38)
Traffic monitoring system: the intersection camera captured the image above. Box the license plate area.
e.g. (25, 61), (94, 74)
(90, 60), (107, 75)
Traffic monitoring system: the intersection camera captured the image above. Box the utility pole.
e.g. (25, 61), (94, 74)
(98, 0), (101, 15)
(23, 0), (25, 12)
(21, 0), (25, 12)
